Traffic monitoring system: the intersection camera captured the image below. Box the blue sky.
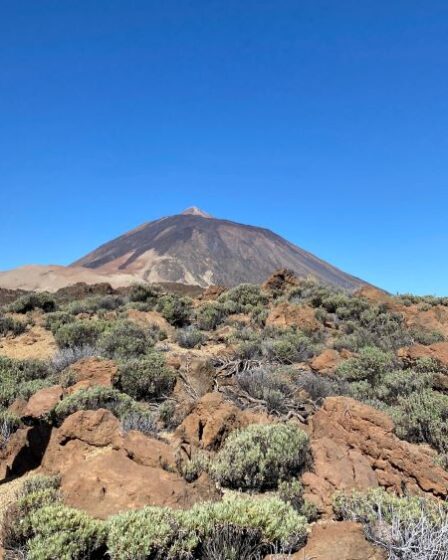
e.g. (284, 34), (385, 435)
(1, 1), (448, 294)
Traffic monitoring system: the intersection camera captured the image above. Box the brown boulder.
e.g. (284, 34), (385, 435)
(262, 269), (299, 292)
(65, 357), (116, 394)
(266, 303), (320, 332)
(41, 409), (216, 518)
(52, 408), (122, 448)
(199, 285), (226, 301)
(355, 286), (395, 308)
(123, 430), (177, 471)
(23, 385), (63, 419)
(126, 309), (174, 336)
(302, 397), (448, 513)
(176, 392), (268, 450)
(58, 447), (213, 518)
(8, 398), (28, 418)
(296, 521), (385, 560)
(401, 304), (448, 339)
(398, 342), (448, 367)
(310, 349), (341, 374)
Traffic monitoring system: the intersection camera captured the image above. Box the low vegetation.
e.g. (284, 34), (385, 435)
(211, 423), (309, 490)
(334, 488), (448, 559)
(114, 352), (176, 401)
(3, 276), (448, 558)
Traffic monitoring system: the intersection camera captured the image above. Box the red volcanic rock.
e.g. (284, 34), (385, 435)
(266, 303), (320, 332)
(310, 349), (342, 374)
(302, 397), (448, 513)
(298, 521), (385, 560)
(23, 385), (63, 419)
(176, 392), (268, 451)
(398, 342), (448, 367)
(65, 357), (117, 394)
(41, 408), (218, 518)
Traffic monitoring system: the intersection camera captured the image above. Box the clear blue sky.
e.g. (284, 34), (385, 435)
(1, 1), (447, 295)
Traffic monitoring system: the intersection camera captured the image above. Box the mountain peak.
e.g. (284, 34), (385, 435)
(71, 210), (366, 290)
(180, 206), (213, 218)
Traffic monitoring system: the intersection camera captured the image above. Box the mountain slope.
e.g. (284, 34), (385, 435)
(71, 208), (366, 290)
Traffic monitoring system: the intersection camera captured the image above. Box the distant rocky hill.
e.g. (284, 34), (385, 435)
(0, 208), (368, 292)
(71, 207), (366, 290)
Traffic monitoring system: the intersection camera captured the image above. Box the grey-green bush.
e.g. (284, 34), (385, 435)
(195, 302), (227, 330)
(175, 326), (205, 348)
(27, 505), (106, 560)
(115, 352), (176, 401)
(156, 294), (192, 327)
(8, 293), (56, 314)
(98, 320), (151, 359)
(52, 386), (145, 423)
(211, 423), (309, 490)
(53, 320), (106, 349)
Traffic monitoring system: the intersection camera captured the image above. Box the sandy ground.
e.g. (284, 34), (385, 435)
(0, 325), (57, 360)
(0, 264), (137, 292)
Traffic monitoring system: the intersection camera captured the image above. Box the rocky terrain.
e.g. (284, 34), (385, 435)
(0, 208), (367, 291)
(0, 270), (447, 559)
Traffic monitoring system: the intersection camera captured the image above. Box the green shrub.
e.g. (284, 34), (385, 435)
(211, 423), (309, 490)
(409, 325), (445, 345)
(187, 495), (307, 551)
(44, 311), (75, 333)
(218, 284), (268, 312)
(53, 320), (106, 349)
(106, 506), (197, 559)
(289, 281), (412, 352)
(156, 295), (192, 327)
(233, 328), (319, 364)
(8, 293), (56, 314)
(106, 496), (307, 559)
(97, 295), (125, 311)
(334, 308), (412, 352)
(64, 295), (124, 316)
(367, 368), (433, 406)
(0, 409), (22, 446)
(115, 353), (176, 401)
(336, 347), (396, 384)
(52, 386), (145, 423)
(98, 320), (151, 359)
(158, 400), (179, 430)
(392, 389), (448, 455)
(195, 302), (226, 330)
(262, 331), (317, 363)
(234, 338), (265, 360)
(175, 326), (205, 348)
(121, 410), (158, 435)
(277, 480), (318, 521)
(236, 366), (294, 414)
(128, 284), (161, 305)
(0, 315), (27, 337)
(250, 304), (269, 327)
(180, 452), (209, 482)
(1, 475), (61, 553)
(20, 475), (61, 496)
(0, 357), (53, 407)
(397, 293), (448, 308)
(16, 378), (56, 401)
(333, 488), (448, 558)
(27, 505), (106, 560)
(65, 298), (97, 315)
(333, 487), (447, 526)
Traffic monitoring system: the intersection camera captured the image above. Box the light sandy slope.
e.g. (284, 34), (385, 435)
(0, 265), (137, 292)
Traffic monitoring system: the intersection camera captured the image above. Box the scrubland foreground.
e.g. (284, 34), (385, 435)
(1, 270), (448, 559)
